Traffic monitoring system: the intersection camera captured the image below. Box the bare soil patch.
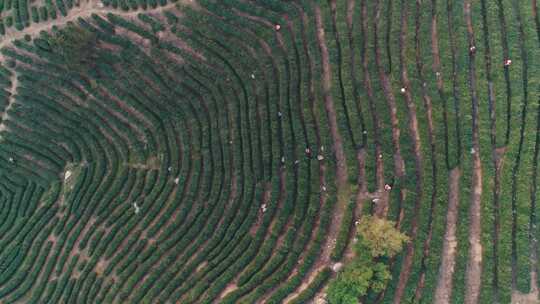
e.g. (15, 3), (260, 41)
(313, 2), (348, 188)
(434, 168), (461, 304)
(512, 290), (540, 304)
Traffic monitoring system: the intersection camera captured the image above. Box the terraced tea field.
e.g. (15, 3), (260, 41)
(0, 0), (539, 303)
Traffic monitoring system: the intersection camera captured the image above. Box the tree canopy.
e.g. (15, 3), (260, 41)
(327, 216), (408, 304)
(47, 24), (99, 73)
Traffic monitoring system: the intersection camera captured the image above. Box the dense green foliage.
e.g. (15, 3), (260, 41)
(46, 25), (99, 73)
(327, 217), (408, 304)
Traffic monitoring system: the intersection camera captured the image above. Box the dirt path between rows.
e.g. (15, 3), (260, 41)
(359, 0), (386, 206)
(282, 3), (353, 302)
(282, 8), (320, 303)
(303, 0), (343, 270)
(392, 2), (424, 302)
(463, 3), (483, 303)
(479, 0), (508, 299)
(512, 290), (540, 304)
(310, 0), (351, 270)
(0, 0), (187, 51)
(282, 124), (329, 302)
(0, 71), (17, 133)
(372, 0), (406, 227)
(313, 2), (348, 190)
(373, 0), (405, 185)
(433, 168), (460, 304)
(413, 0), (440, 299)
(0, 0), (190, 134)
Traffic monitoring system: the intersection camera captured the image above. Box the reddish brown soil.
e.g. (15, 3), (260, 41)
(433, 168), (461, 304)
(359, 0), (387, 217)
(313, 2), (348, 189)
(413, 1), (439, 298)
(463, 2), (483, 303)
(392, 3), (425, 302)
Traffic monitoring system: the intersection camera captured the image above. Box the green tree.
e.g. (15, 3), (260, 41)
(48, 24), (98, 73)
(356, 216), (409, 258)
(327, 216), (408, 304)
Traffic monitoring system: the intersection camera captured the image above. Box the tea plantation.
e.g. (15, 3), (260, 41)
(0, 0), (538, 303)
